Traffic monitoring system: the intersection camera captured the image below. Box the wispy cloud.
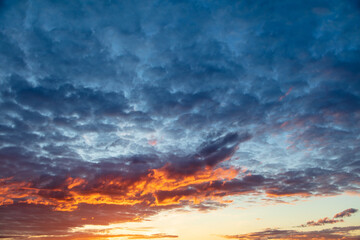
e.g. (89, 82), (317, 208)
(334, 208), (358, 219)
(299, 208), (358, 227)
(0, 233), (178, 240)
(299, 217), (343, 227)
(221, 226), (360, 240)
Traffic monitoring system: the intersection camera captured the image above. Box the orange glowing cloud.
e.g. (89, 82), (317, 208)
(0, 164), (240, 211)
(266, 191), (312, 198)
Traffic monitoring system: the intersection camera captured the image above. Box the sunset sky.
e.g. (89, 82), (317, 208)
(0, 0), (360, 239)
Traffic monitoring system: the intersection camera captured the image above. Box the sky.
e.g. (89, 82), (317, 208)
(0, 0), (360, 239)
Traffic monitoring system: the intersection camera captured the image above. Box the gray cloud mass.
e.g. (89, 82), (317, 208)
(0, 0), (359, 237)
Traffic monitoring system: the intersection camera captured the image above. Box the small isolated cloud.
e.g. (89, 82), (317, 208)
(299, 208), (358, 227)
(334, 208), (358, 218)
(300, 217), (343, 227)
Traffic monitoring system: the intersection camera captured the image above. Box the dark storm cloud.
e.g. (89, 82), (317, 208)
(0, 0), (359, 237)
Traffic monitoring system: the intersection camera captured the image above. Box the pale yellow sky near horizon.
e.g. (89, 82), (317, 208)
(72, 193), (360, 240)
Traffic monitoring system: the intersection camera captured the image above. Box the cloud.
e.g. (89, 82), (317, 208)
(0, 164), (239, 211)
(300, 217), (343, 227)
(298, 208), (358, 227)
(0, 233), (178, 240)
(27, 233), (178, 240)
(221, 226), (360, 240)
(334, 208), (359, 218)
(0, 0), (359, 238)
(278, 87), (293, 101)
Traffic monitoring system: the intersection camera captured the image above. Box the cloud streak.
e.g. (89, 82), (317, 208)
(334, 208), (358, 219)
(299, 208), (358, 227)
(0, 233), (178, 240)
(222, 226), (360, 240)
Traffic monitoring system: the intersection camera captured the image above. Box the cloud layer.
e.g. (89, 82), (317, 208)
(222, 226), (360, 240)
(0, 0), (359, 238)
